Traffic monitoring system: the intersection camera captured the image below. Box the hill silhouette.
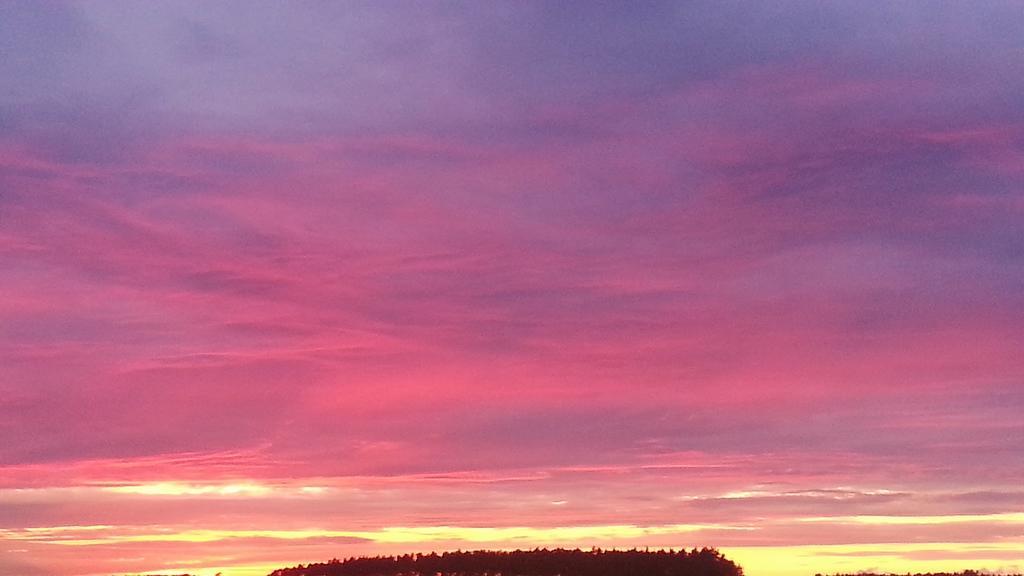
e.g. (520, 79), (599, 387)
(111, 557), (1023, 576)
(267, 548), (742, 576)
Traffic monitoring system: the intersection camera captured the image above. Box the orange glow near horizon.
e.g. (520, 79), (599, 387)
(3, 477), (1024, 574)
(7, 517), (1024, 576)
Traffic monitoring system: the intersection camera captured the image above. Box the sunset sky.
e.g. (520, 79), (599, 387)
(2, 2), (1023, 576)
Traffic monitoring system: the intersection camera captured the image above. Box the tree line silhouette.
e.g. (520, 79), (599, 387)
(268, 548), (743, 576)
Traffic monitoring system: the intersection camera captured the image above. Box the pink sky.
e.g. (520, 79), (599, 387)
(1, 2), (1023, 576)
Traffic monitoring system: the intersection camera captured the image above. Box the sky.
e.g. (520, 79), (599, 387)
(1, 2), (1023, 576)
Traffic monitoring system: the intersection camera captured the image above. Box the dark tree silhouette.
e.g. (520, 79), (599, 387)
(268, 547), (743, 576)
